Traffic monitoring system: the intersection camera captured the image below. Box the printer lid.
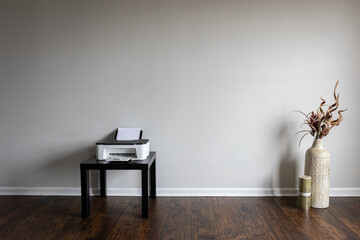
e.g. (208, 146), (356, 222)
(96, 139), (149, 145)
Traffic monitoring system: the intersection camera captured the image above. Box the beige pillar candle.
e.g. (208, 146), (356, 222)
(298, 175), (311, 210)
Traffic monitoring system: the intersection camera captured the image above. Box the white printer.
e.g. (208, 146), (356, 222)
(96, 128), (150, 161)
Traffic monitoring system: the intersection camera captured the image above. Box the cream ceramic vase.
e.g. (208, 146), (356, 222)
(304, 139), (330, 208)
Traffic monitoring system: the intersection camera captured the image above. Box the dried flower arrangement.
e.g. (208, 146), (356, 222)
(295, 80), (348, 147)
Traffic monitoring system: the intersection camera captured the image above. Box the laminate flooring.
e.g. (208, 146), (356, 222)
(0, 196), (359, 240)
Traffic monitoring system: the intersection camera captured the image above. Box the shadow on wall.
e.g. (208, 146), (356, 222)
(3, 130), (118, 189)
(277, 122), (299, 194)
(3, 146), (95, 188)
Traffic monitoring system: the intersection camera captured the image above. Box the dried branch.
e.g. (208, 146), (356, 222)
(295, 80), (347, 146)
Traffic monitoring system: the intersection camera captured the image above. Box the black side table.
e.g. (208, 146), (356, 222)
(80, 151), (156, 218)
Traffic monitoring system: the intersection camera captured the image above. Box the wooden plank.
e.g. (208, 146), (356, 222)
(106, 197), (143, 239)
(329, 198), (360, 238)
(340, 197), (360, 215)
(233, 197), (273, 240)
(257, 197), (312, 239)
(136, 197), (172, 240)
(245, 197), (287, 239)
(275, 197), (333, 239)
(191, 197), (219, 240)
(2, 197), (77, 240)
(161, 197), (192, 240)
(0, 197), (46, 237)
(54, 196), (132, 239)
(0, 196), (31, 218)
(213, 197), (247, 240)
(0, 197), (44, 220)
(308, 199), (359, 240)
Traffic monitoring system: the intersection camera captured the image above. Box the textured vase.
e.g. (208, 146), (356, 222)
(304, 139), (330, 208)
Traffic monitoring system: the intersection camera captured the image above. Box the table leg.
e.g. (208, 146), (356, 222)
(150, 159), (156, 198)
(81, 168), (90, 218)
(100, 169), (106, 197)
(141, 168), (149, 218)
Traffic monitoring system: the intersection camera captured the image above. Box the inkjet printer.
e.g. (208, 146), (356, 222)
(96, 128), (150, 161)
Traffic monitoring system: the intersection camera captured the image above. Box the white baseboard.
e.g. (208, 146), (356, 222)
(329, 188), (360, 196)
(0, 187), (359, 196)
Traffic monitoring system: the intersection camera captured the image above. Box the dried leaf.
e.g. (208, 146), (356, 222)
(334, 80), (339, 100)
(324, 120), (332, 129)
(321, 125), (333, 138)
(299, 133), (310, 148)
(296, 130), (311, 135)
(319, 97), (326, 111)
(295, 80), (347, 141)
(331, 109), (348, 126)
(293, 110), (310, 119)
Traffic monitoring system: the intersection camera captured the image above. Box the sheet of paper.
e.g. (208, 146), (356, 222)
(116, 128), (141, 140)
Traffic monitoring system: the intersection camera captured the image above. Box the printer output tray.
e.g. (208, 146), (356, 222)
(96, 139), (149, 145)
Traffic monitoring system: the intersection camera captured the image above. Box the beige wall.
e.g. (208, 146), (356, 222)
(0, 0), (359, 194)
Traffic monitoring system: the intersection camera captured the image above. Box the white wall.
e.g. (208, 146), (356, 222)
(1, 0), (359, 195)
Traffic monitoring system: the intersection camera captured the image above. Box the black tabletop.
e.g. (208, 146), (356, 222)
(80, 152), (156, 170)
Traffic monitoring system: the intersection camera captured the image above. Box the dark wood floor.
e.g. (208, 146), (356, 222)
(0, 196), (359, 240)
